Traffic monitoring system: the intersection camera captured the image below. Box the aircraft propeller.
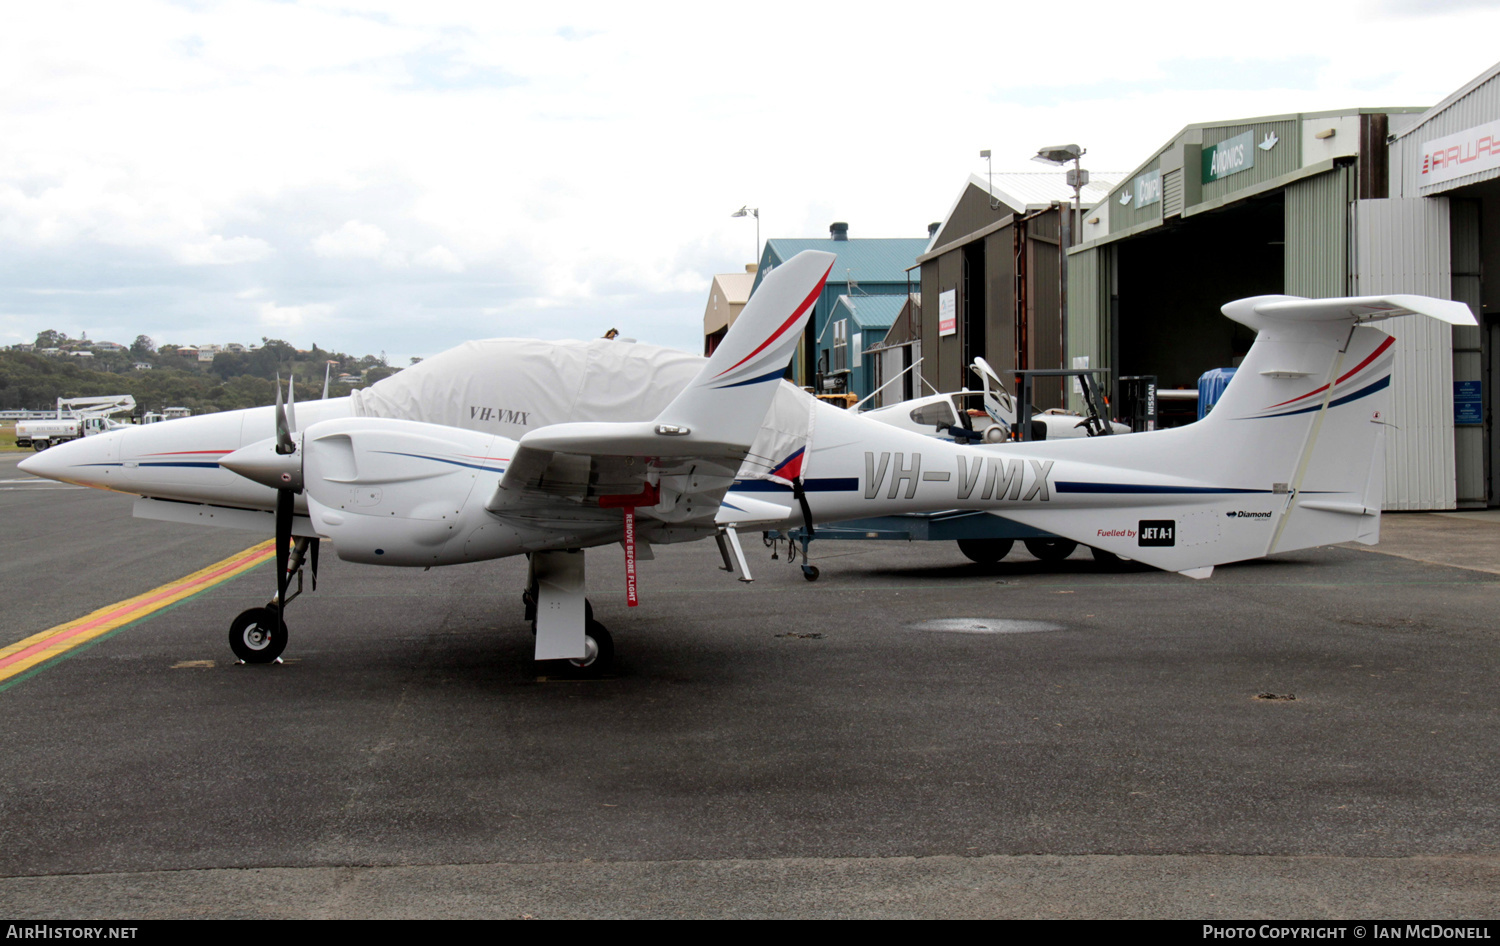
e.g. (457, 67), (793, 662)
(271, 375), (301, 612)
(218, 375), (312, 659)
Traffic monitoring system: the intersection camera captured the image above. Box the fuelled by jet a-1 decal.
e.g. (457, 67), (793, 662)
(20, 249), (1476, 672)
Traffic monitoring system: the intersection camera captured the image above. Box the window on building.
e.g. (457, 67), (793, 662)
(832, 319), (849, 372)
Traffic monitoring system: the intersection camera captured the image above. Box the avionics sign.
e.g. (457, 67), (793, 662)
(1420, 119), (1500, 187)
(1202, 131), (1254, 184)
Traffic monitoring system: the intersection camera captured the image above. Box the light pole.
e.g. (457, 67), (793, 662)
(732, 206), (759, 263)
(980, 150), (1000, 210)
(1032, 144), (1088, 407)
(1031, 143), (1087, 227)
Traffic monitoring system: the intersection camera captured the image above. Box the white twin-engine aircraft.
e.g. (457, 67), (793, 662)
(19, 250), (1475, 671)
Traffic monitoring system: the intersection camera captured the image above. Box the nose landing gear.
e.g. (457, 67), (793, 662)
(229, 536), (316, 664)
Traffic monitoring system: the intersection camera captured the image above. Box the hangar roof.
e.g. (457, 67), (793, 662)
(923, 172), (1121, 256)
(758, 237), (927, 289)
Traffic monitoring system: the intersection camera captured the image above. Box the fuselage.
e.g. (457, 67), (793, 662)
(20, 398), (355, 511)
(18, 390), (1216, 566)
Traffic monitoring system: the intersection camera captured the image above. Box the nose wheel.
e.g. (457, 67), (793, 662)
(229, 606), (288, 663)
(227, 535), (317, 665)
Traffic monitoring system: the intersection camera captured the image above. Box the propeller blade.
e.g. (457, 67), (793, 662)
(322, 362), (331, 400)
(310, 538), (320, 591)
(275, 489), (292, 609)
(274, 374), (295, 456)
(285, 374), (298, 434)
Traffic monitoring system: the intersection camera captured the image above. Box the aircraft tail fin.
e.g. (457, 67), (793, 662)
(994, 293), (1474, 574)
(653, 249), (833, 447)
(491, 251), (832, 508)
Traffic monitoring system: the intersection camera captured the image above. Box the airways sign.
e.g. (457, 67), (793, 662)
(1420, 119), (1500, 187)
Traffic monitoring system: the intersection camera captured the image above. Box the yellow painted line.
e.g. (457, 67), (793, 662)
(0, 539), (276, 688)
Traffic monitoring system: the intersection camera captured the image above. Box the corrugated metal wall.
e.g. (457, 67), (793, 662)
(1353, 196), (1457, 510)
(935, 184), (1010, 248)
(984, 229), (1016, 380)
(1285, 166), (1353, 298)
(1200, 119), (1302, 204)
(1107, 157), (1164, 232)
(1028, 220), (1064, 408)
(1065, 245), (1105, 413)
(1392, 71), (1500, 197)
(1389, 69), (1498, 508)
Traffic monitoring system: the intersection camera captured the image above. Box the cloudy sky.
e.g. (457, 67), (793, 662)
(3, 0), (1499, 363)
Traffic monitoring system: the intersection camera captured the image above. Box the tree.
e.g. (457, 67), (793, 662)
(130, 335), (155, 357)
(259, 337), (296, 363)
(210, 351), (250, 381)
(35, 329), (67, 349)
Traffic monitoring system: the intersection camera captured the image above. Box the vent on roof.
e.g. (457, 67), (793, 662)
(928, 222), (940, 237)
(830, 222), (849, 241)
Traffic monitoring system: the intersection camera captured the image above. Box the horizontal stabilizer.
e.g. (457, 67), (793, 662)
(715, 491), (796, 526)
(1223, 294), (1476, 329)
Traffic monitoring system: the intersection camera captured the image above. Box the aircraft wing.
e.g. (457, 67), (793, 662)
(485, 249), (834, 527)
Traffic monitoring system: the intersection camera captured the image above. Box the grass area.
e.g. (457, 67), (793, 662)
(1, 424), (24, 452)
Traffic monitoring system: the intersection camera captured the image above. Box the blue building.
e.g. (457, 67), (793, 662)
(750, 222), (928, 398)
(825, 293), (909, 404)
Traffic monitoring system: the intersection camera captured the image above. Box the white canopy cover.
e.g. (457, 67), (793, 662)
(350, 337), (815, 484)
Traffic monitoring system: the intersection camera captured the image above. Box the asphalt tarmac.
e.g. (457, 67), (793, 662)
(1, 452), (1498, 919)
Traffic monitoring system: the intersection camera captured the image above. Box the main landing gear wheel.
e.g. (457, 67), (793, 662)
(569, 620), (615, 675)
(1023, 537), (1078, 563)
(1091, 546), (1133, 566)
(957, 538), (1014, 564)
(531, 599), (615, 677)
(229, 607), (287, 663)
(1089, 546), (1143, 570)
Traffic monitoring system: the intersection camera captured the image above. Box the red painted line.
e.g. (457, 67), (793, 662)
(713, 264), (831, 379)
(1263, 336), (1395, 410)
(0, 545), (274, 671)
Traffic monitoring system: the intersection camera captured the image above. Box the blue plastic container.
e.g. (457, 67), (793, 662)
(1197, 367), (1238, 420)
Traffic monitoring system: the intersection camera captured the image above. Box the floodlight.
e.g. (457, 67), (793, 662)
(1032, 144), (1083, 165)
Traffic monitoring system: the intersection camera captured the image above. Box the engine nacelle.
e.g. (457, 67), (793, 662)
(300, 416), (517, 566)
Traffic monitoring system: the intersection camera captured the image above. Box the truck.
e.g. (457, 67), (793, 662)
(15, 395), (136, 450)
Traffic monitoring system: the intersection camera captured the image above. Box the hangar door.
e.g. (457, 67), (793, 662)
(1353, 197), (1458, 510)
